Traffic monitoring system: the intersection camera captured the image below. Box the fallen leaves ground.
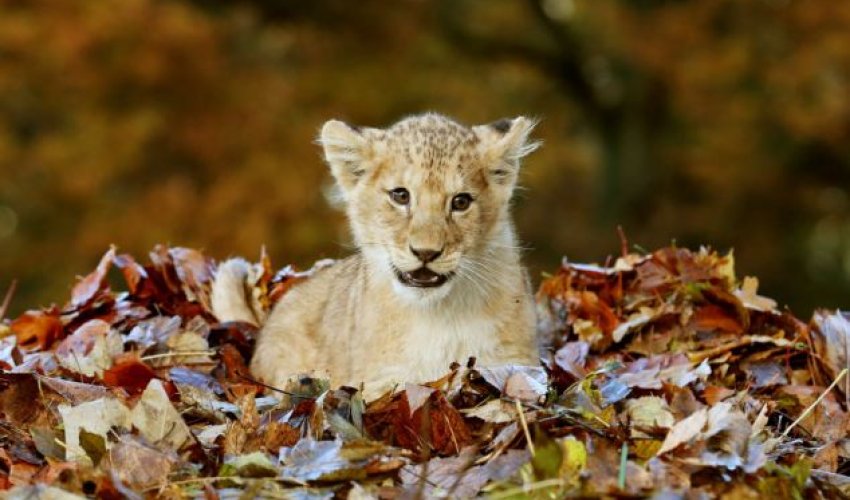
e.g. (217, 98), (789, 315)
(1, 244), (849, 498)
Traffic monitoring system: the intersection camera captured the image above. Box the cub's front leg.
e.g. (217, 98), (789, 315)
(248, 281), (329, 389)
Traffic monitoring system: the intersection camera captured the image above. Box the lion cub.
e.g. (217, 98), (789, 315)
(212, 113), (540, 398)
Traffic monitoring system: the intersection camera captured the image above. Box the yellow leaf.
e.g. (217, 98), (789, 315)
(559, 437), (587, 486)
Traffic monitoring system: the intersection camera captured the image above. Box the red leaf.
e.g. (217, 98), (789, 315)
(148, 245), (182, 296)
(414, 391), (472, 456)
(364, 389), (471, 458)
(217, 343), (262, 398)
(364, 392), (419, 453)
(101, 354), (157, 396)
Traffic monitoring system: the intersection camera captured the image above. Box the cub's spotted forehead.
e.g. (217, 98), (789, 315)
(373, 114), (481, 170)
(386, 114), (476, 142)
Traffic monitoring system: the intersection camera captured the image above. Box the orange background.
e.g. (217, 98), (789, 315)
(1, 0), (849, 316)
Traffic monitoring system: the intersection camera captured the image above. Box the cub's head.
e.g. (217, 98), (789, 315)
(319, 113), (538, 302)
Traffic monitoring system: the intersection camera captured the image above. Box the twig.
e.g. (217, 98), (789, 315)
(237, 373), (317, 399)
(806, 330), (825, 387)
(400, 466), (443, 491)
(616, 226), (628, 258)
(443, 413), (460, 455)
(0, 279), (17, 321)
(514, 398), (535, 456)
(840, 326), (850, 411)
(141, 350), (216, 361)
(781, 368), (848, 438)
(445, 445), (481, 499)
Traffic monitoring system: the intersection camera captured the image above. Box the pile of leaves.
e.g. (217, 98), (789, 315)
(1, 244), (850, 498)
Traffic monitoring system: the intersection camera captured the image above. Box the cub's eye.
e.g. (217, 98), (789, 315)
(451, 193), (473, 212)
(389, 187), (410, 206)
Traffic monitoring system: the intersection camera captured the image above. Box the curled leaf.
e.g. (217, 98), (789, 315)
(70, 246), (116, 309)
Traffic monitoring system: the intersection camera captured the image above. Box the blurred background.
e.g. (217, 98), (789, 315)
(1, 0), (849, 317)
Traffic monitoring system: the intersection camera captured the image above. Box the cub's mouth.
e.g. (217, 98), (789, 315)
(395, 267), (452, 288)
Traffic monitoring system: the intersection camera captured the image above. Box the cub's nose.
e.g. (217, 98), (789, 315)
(410, 246), (443, 264)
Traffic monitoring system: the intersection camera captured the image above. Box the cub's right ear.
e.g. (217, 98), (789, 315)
(319, 120), (369, 194)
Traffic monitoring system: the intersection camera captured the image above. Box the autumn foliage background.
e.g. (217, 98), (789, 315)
(2, 0), (850, 315)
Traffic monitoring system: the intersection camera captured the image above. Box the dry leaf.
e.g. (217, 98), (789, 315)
(657, 408), (708, 455)
(10, 310), (64, 352)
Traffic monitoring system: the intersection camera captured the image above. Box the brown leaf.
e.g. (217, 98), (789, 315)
(657, 408), (708, 455)
(278, 439), (348, 481)
(583, 437), (627, 494)
(478, 365), (548, 402)
(169, 247), (214, 290)
(703, 385), (735, 405)
(691, 304), (743, 333)
(10, 309), (64, 351)
(112, 253), (148, 296)
(363, 391), (418, 453)
(812, 310), (850, 390)
(263, 421), (301, 451)
(744, 361), (788, 388)
(813, 442), (839, 472)
(554, 341), (589, 379)
(571, 291), (620, 346)
(148, 245), (183, 296)
(169, 247), (215, 309)
(103, 438), (177, 490)
(70, 246), (116, 309)
(37, 375), (112, 404)
(124, 315), (181, 351)
(222, 421), (249, 455)
(55, 319), (122, 376)
(169, 366), (223, 394)
(778, 385), (850, 441)
(217, 343), (261, 397)
(0, 373), (47, 426)
(400, 447), (529, 498)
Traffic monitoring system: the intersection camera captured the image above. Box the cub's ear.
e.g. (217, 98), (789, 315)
(318, 119), (370, 193)
(474, 116), (540, 186)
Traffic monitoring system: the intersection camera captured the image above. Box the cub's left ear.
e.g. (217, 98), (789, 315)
(474, 116), (540, 186)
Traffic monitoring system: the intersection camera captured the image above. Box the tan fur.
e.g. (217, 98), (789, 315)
(212, 113), (540, 399)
